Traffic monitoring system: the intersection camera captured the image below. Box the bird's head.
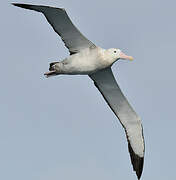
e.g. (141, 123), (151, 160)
(106, 48), (134, 64)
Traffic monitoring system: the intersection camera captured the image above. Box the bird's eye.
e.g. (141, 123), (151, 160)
(114, 51), (117, 53)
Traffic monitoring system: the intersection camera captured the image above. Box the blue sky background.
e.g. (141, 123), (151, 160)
(1, 0), (176, 179)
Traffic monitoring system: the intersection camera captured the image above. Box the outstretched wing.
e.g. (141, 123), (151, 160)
(13, 3), (95, 54)
(89, 67), (145, 179)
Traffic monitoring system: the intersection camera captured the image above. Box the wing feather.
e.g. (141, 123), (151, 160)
(12, 3), (95, 54)
(89, 67), (145, 179)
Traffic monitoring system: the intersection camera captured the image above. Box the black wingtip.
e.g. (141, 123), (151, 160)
(12, 3), (43, 12)
(128, 142), (144, 179)
(11, 3), (24, 7)
(12, 3), (28, 8)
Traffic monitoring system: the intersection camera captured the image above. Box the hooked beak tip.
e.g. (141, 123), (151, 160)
(119, 52), (134, 61)
(128, 56), (134, 61)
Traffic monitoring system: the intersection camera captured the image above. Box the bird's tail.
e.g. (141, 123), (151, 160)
(49, 62), (59, 71)
(44, 62), (59, 78)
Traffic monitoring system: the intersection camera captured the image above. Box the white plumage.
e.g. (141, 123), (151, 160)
(13, 3), (145, 179)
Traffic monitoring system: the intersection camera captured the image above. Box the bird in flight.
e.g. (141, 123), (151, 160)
(13, 3), (145, 179)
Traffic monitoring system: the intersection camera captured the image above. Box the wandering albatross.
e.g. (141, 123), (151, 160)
(13, 3), (145, 179)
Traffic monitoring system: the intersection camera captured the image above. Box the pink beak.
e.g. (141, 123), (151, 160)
(119, 52), (134, 61)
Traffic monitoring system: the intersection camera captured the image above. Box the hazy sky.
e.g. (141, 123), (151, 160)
(1, 0), (176, 179)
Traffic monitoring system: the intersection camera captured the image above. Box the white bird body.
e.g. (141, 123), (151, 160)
(53, 47), (121, 75)
(13, 3), (145, 180)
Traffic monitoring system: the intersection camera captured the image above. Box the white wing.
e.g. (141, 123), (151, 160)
(89, 67), (145, 179)
(13, 3), (95, 54)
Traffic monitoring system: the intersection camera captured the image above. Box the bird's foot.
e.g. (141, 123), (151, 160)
(44, 70), (57, 78)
